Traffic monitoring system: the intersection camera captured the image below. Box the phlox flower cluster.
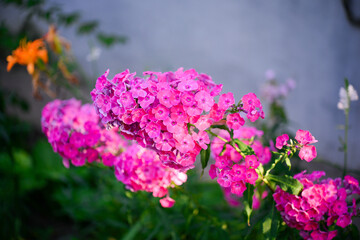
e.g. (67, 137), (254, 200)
(273, 171), (360, 240)
(41, 98), (127, 168)
(91, 68), (263, 171)
(114, 144), (187, 208)
(275, 129), (317, 162)
(209, 127), (271, 197)
(261, 69), (296, 104)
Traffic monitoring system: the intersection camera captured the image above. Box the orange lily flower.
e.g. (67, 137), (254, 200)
(7, 38), (48, 75)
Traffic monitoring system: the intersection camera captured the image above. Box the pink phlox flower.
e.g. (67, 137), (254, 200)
(120, 92), (136, 109)
(246, 106), (265, 122)
(245, 168), (258, 185)
(180, 92), (195, 106)
(231, 181), (246, 196)
(152, 104), (170, 120)
(344, 175), (359, 187)
(175, 134), (195, 153)
(276, 133), (289, 149)
(156, 82), (171, 91)
(332, 200), (348, 216)
(160, 196), (176, 208)
(177, 79), (199, 92)
(336, 214), (352, 228)
(233, 126), (263, 139)
(130, 82), (147, 98)
(215, 156), (232, 169)
(195, 90), (214, 112)
(209, 164), (218, 179)
(217, 169), (233, 188)
(170, 105), (188, 122)
(231, 164), (247, 181)
(209, 103), (225, 122)
(218, 92), (235, 110)
(242, 93), (262, 111)
(184, 104), (203, 116)
(295, 129), (318, 145)
(69, 132), (84, 148)
(245, 155), (259, 169)
(157, 89), (174, 108)
(192, 131), (210, 149)
(138, 93), (155, 109)
(145, 122), (161, 139)
(194, 115), (213, 131)
(102, 152), (116, 167)
(299, 145), (317, 162)
(139, 114), (156, 129)
(210, 84), (223, 97)
(154, 132), (175, 151)
(302, 186), (322, 208)
(226, 113), (245, 130)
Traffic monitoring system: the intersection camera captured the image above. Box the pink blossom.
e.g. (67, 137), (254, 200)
(245, 155), (259, 169)
(275, 134), (289, 149)
(218, 92), (235, 110)
(157, 89), (174, 108)
(160, 196), (176, 208)
(231, 181), (246, 196)
(152, 104), (169, 120)
(299, 145), (317, 162)
(295, 129), (318, 145)
(209, 164), (218, 179)
(245, 168), (258, 184)
(226, 113), (245, 130)
(195, 90), (214, 111)
(177, 80), (199, 92)
(209, 103), (226, 122)
(194, 115), (213, 131)
(192, 131), (210, 149)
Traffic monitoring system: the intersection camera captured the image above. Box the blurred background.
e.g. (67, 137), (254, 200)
(1, 0), (360, 239)
(1, 0), (359, 168)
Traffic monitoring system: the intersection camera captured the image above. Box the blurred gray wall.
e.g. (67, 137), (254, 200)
(1, 0), (360, 169)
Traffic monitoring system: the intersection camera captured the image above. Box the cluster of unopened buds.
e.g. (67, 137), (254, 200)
(273, 171), (360, 240)
(41, 99), (186, 206)
(41, 98), (127, 167)
(276, 129), (317, 162)
(91, 68), (264, 171)
(209, 127), (271, 197)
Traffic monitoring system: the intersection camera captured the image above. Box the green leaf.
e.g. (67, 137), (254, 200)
(266, 174), (303, 195)
(77, 21), (98, 35)
(233, 139), (255, 155)
(97, 32), (127, 47)
(263, 201), (280, 240)
(243, 183), (254, 226)
(210, 125), (228, 130)
(58, 12), (80, 26)
(284, 157), (291, 170)
(200, 146), (211, 174)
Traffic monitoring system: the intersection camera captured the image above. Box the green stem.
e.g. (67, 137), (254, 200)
(264, 153), (286, 177)
(262, 178), (275, 193)
(205, 129), (246, 158)
(205, 129), (228, 143)
(343, 108), (349, 178)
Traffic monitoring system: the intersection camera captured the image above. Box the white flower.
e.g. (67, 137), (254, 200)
(348, 85), (358, 101)
(337, 84), (358, 110)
